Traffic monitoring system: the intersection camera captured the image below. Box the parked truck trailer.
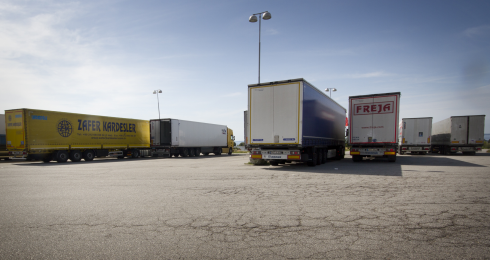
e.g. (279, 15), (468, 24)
(399, 117), (432, 155)
(150, 118), (235, 157)
(431, 115), (485, 155)
(0, 114), (9, 160)
(248, 78), (346, 167)
(349, 92), (401, 162)
(5, 109), (150, 162)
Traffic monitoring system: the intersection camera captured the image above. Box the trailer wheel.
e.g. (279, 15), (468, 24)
(307, 150), (317, 167)
(228, 148), (232, 155)
(132, 149), (140, 158)
(56, 151), (69, 163)
(180, 149), (189, 157)
(203, 152), (209, 156)
(189, 148), (195, 157)
(215, 150), (222, 156)
(321, 149), (327, 164)
(70, 150), (82, 162)
(83, 150), (95, 161)
(194, 149), (200, 157)
(316, 152), (322, 165)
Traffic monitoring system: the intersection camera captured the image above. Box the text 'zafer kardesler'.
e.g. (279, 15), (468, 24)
(77, 120), (137, 133)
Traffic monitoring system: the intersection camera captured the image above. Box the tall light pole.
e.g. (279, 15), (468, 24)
(249, 11), (271, 84)
(325, 88), (337, 98)
(153, 89), (162, 120)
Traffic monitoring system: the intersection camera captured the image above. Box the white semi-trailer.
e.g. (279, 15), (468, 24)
(399, 117), (432, 155)
(431, 115), (485, 155)
(248, 78), (346, 167)
(150, 119), (235, 157)
(349, 92), (401, 162)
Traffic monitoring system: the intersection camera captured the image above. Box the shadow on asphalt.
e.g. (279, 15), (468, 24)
(4, 154), (240, 166)
(261, 158), (404, 177)
(260, 153), (488, 177)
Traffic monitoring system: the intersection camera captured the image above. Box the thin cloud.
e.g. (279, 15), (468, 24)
(266, 28), (279, 35)
(464, 25), (490, 38)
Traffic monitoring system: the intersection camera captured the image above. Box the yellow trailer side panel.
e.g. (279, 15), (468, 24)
(5, 109), (150, 152)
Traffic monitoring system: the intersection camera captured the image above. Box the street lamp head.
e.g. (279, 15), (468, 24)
(153, 89), (162, 94)
(332, 88), (337, 92)
(325, 88), (337, 92)
(249, 15), (258, 23)
(262, 11), (271, 20)
(153, 90), (156, 94)
(158, 90), (162, 93)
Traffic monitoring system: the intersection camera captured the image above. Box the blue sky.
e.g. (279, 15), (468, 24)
(1, 0), (489, 141)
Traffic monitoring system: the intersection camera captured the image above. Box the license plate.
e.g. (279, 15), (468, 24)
(363, 151), (381, 155)
(263, 154), (286, 159)
(410, 147), (421, 150)
(462, 147), (473, 151)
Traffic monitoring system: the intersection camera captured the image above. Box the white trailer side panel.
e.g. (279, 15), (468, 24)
(249, 82), (301, 145)
(432, 118), (451, 136)
(349, 93), (400, 144)
(401, 118), (432, 145)
(173, 119), (227, 147)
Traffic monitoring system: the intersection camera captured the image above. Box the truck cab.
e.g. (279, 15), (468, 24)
(222, 128), (235, 155)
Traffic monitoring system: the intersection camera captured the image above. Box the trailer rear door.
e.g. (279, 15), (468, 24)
(451, 117), (468, 144)
(350, 93), (400, 144)
(5, 110), (26, 150)
(249, 82), (300, 145)
(468, 115), (485, 144)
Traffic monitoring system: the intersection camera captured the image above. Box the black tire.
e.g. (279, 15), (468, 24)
(317, 150), (322, 165)
(321, 149), (327, 164)
(181, 148), (189, 157)
(195, 149), (200, 157)
(215, 150), (222, 156)
(228, 148), (232, 155)
(203, 152), (209, 156)
(131, 149), (140, 158)
(308, 150), (317, 167)
(189, 148), (195, 157)
(352, 155), (362, 162)
(388, 155), (396, 162)
(270, 161), (279, 166)
(83, 150), (95, 161)
(56, 151), (69, 163)
(70, 150), (82, 162)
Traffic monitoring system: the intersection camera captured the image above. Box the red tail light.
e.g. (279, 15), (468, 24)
(402, 147), (407, 150)
(451, 147), (457, 151)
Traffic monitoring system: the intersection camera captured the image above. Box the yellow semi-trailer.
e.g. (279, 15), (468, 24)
(5, 109), (150, 163)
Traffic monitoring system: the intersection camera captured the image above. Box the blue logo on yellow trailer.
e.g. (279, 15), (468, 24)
(58, 119), (72, 137)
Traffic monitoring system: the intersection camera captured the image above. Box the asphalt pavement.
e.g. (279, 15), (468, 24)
(1, 152), (489, 259)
